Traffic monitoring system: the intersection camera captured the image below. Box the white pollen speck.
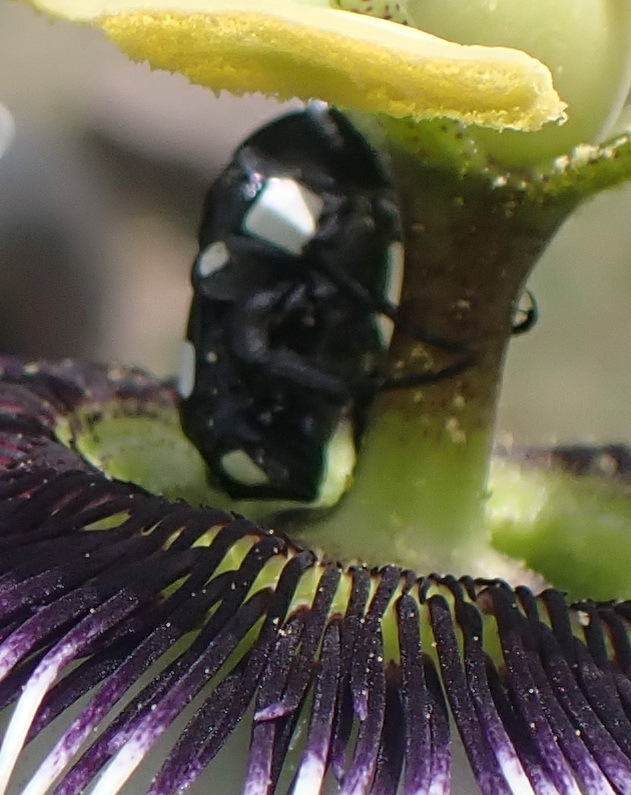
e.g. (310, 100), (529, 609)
(205, 350), (218, 364)
(177, 340), (196, 399)
(243, 177), (324, 255)
(220, 449), (269, 486)
(595, 453), (617, 476)
(445, 416), (466, 444)
(196, 240), (230, 277)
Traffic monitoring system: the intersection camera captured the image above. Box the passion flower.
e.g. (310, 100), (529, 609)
(336, 0), (631, 167)
(4, 1), (631, 793)
(21, 0), (566, 133)
(2, 360), (631, 794)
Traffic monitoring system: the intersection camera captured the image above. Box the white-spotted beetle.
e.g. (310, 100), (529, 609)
(179, 106), (519, 503)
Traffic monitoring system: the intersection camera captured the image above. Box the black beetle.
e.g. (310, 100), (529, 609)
(179, 106), (501, 503)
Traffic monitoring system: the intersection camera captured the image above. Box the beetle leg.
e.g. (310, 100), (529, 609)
(229, 288), (350, 399)
(511, 289), (538, 335)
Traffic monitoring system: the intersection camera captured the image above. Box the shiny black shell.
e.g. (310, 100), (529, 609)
(179, 106), (401, 502)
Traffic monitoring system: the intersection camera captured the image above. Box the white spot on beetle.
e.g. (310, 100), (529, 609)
(377, 241), (405, 346)
(196, 240), (230, 278)
(220, 449), (270, 486)
(243, 177), (324, 255)
(315, 419), (356, 507)
(595, 453), (617, 476)
(177, 340), (196, 399)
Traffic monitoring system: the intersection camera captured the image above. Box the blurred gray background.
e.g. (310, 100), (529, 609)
(1, 1), (631, 445)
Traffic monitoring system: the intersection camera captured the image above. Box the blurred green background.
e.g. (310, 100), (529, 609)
(1, 1), (631, 446)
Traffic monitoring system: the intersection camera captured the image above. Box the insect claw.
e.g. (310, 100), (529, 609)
(511, 289), (538, 335)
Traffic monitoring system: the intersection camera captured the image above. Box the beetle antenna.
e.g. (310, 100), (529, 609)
(313, 256), (475, 353)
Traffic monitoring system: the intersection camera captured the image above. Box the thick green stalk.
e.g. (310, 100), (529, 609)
(288, 118), (577, 576)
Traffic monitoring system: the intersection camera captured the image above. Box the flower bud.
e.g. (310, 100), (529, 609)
(337, 0), (631, 166)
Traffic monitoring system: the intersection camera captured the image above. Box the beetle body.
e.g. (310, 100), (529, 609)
(179, 106), (402, 503)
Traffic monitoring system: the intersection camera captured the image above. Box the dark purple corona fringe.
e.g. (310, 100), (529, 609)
(497, 441), (631, 484)
(2, 362), (631, 793)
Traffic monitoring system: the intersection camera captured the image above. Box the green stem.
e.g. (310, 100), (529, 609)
(287, 117), (576, 576)
(527, 129), (631, 200)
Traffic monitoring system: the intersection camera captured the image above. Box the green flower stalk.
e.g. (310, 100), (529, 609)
(3, 0), (631, 793)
